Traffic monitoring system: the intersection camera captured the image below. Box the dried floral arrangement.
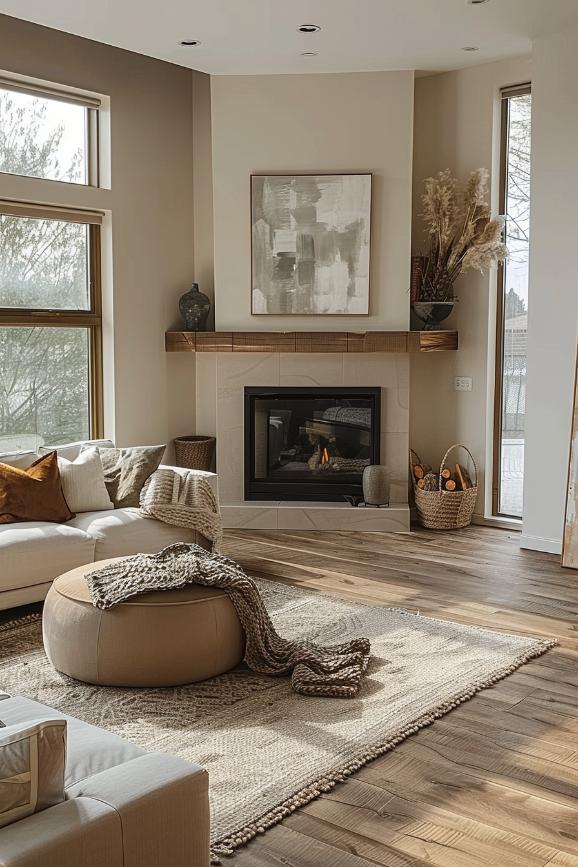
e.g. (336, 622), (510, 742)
(417, 168), (508, 302)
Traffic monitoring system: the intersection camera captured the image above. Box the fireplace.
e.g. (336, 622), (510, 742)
(244, 387), (381, 502)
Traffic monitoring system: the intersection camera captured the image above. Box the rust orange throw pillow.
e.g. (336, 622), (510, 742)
(0, 452), (74, 524)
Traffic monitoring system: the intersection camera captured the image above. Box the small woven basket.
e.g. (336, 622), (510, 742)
(410, 444), (478, 530)
(174, 435), (216, 472)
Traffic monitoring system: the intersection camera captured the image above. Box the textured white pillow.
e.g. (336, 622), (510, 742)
(58, 448), (114, 513)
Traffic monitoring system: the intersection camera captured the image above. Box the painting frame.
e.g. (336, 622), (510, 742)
(562, 345), (578, 568)
(250, 172), (372, 316)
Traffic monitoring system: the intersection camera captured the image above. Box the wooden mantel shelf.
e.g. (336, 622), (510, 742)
(165, 330), (458, 354)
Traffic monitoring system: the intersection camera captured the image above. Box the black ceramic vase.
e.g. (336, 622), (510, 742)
(411, 300), (455, 330)
(179, 283), (211, 332)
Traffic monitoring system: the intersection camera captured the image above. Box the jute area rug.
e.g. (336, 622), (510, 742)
(0, 578), (554, 862)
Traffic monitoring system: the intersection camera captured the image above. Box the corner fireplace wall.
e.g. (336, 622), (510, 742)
(244, 387), (381, 502)
(193, 351), (410, 531)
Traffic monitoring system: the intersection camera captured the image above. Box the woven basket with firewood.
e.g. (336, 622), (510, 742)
(410, 445), (478, 530)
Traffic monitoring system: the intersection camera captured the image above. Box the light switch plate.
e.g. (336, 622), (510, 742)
(454, 376), (473, 392)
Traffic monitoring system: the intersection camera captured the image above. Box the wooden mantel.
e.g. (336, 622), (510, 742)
(165, 330), (458, 354)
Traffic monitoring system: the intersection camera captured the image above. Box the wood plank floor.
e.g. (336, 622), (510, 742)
(221, 525), (578, 867)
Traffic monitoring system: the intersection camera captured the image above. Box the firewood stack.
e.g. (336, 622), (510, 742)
(410, 445), (478, 530)
(413, 461), (473, 492)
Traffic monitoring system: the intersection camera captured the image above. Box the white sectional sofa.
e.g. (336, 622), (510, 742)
(0, 695), (210, 867)
(0, 442), (215, 866)
(0, 440), (218, 610)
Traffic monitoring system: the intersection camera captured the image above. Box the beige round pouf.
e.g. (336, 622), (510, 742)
(43, 558), (245, 687)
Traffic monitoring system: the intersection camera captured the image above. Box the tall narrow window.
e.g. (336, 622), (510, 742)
(493, 85), (531, 518)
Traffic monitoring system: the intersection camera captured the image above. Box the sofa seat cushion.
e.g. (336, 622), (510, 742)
(0, 697), (145, 790)
(67, 508), (207, 560)
(0, 523), (95, 592)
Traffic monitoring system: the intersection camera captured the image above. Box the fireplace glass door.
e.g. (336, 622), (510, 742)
(245, 387), (380, 501)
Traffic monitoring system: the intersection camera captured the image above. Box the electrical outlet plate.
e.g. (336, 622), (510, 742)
(454, 376), (473, 392)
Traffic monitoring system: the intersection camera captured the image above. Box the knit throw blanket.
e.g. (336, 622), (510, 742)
(140, 468), (222, 551)
(86, 543), (371, 698)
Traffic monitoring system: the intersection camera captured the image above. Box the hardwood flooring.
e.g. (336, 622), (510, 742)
(221, 525), (578, 867)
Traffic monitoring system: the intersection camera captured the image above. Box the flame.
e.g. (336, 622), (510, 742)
(321, 447), (330, 464)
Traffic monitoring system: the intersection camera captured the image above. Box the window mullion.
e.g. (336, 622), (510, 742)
(0, 312), (101, 327)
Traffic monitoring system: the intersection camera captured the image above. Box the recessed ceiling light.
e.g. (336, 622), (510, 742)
(466, 0), (490, 5)
(462, 46), (480, 51)
(301, 51), (319, 57)
(179, 39), (201, 46)
(298, 24), (321, 33)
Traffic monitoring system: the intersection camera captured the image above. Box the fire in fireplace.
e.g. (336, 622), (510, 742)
(244, 387), (381, 502)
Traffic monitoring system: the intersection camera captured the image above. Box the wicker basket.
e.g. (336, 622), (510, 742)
(174, 435), (216, 471)
(410, 444), (478, 530)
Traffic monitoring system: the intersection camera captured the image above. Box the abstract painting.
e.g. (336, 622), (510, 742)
(563, 353), (578, 567)
(251, 173), (371, 315)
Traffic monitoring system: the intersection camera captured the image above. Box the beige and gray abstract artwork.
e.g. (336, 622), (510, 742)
(251, 174), (371, 315)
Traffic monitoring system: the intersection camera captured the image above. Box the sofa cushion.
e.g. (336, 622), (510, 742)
(67, 508), (205, 560)
(58, 448), (114, 513)
(0, 697), (145, 790)
(0, 718), (66, 828)
(39, 439), (115, 462)
(0, 453), (74, 525)
(96, 445), (165, 508)
(0, 523), (95, 591)
(0, 451), (37, 470)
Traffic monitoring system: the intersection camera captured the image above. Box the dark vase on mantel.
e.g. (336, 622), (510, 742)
(179, 283), (211, 332)
(411, 300), (456, 330)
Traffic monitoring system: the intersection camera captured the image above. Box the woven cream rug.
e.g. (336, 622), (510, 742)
(0, 579), (554, 862)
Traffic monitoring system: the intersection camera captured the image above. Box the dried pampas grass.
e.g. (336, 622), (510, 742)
(419, 169), (507, 302)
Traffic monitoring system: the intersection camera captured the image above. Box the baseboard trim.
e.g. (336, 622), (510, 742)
(519, 533), (562, 555)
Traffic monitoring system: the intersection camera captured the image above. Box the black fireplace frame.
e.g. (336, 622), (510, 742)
(244, 386), (381, 502)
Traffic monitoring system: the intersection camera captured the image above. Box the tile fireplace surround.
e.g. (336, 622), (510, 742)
(195, 352), (410, 532)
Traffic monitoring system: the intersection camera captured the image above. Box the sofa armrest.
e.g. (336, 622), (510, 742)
(66, 753), (210, 867)
(0, 796), (122, 867)
(159, 464), (219, 503)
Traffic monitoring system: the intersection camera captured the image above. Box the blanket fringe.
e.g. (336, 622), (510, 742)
(209, 635), (557, 863)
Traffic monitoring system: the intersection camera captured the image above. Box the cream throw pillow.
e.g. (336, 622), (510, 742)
(0, 719), (67, 828)
(58, 447), (113, 513)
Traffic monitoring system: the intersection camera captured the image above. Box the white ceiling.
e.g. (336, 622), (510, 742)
(1, 0), (578, 76)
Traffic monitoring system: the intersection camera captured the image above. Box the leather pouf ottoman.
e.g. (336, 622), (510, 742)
(43, 558), (245, 687)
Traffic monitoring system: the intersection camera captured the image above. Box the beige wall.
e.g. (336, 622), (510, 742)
(210, 71), (415, 331)
(192, 71), (215, 333)
(410, 56), (531, 516)
(0, 14), (196, 449)
(522, 30), (578, 553)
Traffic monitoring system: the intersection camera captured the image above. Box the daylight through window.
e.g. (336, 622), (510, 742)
(0, 80), (99, 185)
(493, 85), (531, 518)
(0, 79), (103, 452)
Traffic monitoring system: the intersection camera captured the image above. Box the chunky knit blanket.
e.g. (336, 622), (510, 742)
(86, 543), (371, 698)
(140, 468), (222, 551)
